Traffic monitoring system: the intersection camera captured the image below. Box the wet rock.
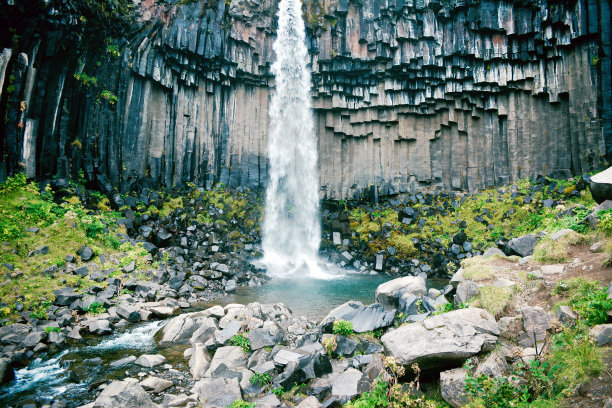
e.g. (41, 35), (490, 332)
(91, 380), (157, 408)
(110, 356), (137, 367)
(375, 276), (426, 310)
(440, 368), (467, 408)
(140, 376), (173, 393)
(0, 357), (15, 385)
(381, 308), (499, 369)
(134, 354), (166, 368)
(116, 304), (141, 323)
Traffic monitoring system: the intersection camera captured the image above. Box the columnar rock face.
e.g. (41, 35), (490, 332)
(0, 0), (610, 198)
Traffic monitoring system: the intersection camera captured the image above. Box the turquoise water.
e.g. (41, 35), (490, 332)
(216, 273), (393, 319)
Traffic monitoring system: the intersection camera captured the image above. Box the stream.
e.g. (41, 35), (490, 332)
(0, 273), (448, 407)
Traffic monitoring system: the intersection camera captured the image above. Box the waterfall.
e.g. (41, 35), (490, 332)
(262, 0), (325, 278)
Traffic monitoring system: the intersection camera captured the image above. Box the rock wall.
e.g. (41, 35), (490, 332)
(0, 0), (610, 198)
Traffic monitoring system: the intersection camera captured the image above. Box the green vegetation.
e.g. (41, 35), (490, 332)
(469, 285), (514, 318)
(44, 326), (61, 334)
(554, 278), (612, 326)
(100, 90), (118, 105)
(83, 301), (106, 315)
(73, 72), (98, 88)
(322, 335), (337, 357)
(333, 319), (354, 335)
(0, 174), (141, 316)
(249, 372), (272, 388)
(347, 176), (596, 262)
(229, 334), (251, 353)
(228, 400), (255, 408)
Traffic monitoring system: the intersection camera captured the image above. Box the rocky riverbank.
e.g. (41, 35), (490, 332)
(0, 171), (611, 407)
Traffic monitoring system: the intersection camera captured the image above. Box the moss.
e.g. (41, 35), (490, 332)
(388, 233), (417, 258)
(159, 196), (183, 217)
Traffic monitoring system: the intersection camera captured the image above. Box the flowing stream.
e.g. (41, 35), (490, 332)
(0, 321), (165, 407)
(262, 0), (327, 278)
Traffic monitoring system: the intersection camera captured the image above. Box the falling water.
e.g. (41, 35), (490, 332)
(262, 0), (325, 277)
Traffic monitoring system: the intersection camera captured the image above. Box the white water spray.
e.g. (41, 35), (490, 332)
(262, 0), (327, 278)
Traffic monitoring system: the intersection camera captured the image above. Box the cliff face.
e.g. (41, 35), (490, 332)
(0, 0), (610, 198)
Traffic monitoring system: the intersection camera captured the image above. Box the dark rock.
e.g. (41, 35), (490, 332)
(80, 246), (94, 262)
(453, 231), (467, 245)
(589, 167), (612, 203)
(53, 288), (82, 306)
(74, 266), (89, 277)
(0, 357), (15, 385)
(505, 234), (538, 257)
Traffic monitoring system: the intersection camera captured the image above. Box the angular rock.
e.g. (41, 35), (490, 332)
(505, 234), (538, 257)
(589, 324), (612, 346)
(375, 276), (426, 310)
(331, 368), (370, 399)
(440, 368), (467, 408)
(204, 346), (247, 377)
(319, 301), (395, 333)
(54, 287), (82, 306)
(116, 304), (141, 323)
(247, 322), (284, 350)
(455, 281), (479, 306)
(195, 377), (241, 408)
(590, 167), (612, 203)
(92, 380), (157, 408)
(134, 354), (166, 368)
(88, 319), (112, 335)
(110, 356), (137, 367)
(381, 308), (499, 369)
(140, 376), (173, 393)
(189, 343), (212, 379)
(555, 306), (577, 326)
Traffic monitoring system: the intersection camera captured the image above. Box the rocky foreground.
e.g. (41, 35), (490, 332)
(2, 232), (607, 408)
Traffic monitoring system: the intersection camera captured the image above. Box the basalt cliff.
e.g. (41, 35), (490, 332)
(0, 0), (610, 198)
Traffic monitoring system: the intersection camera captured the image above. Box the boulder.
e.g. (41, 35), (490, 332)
(319, 301), (395, 333)
(134, 354), (166, 368)
(521, 306), (551, 344)
(92, 380), (157, 408)
(252, 394), (281, 408)
(555, 306), (577, 326)
(194, 377), (241, 408)
(586, 200), (612, 228)
(247, 321), (284, 350)
(0, 357), (15, 385)
(440, 368), (467, 408)
(275, 352), (332, 389)
(157, 312), (206, 344)
(589, 167), (612, 203)
(204, 346), (247, 377)
(189, 317), (218, 345)
(88, 319), (112, 335)
(505, 234), (538, 257)
(375, 276), (426, 310)
(331, 368), (370, 399)
(140, 376), (173, 393)
(189, 343), (212, 379)
(110, 356), (137, 367)
(80, 246), (94, 262)
(22, 331), (43, 348)
(381, 308), (499, 369)
(54, 287), (83, 306)
(455, 281), (479, 306)
(297, 396), (322, 408)
(475, 351), (507, 377)
(116, 304), (141, 323)
(589, 324), (612, 346)
(214, 319), (242, 345)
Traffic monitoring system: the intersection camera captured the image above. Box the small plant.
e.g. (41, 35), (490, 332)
(230, 334), (251, 353)
(333, 319), (354, 335)
(228, 400), (255, 408)
(271, 385), (284, 398)
(100, 90), (119, 105)
(249, 372), (272, 387)
(73, 72), (98, 87)
(322, 335), (337, 357)
(84, 302), (106, 315)
(44, 326), (61, 334)
(29, 301), (50, 320)
(107, 44), (121, 58)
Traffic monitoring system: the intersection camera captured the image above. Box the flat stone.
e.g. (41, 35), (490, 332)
(134, 354), (166, 368)
(140, 376), (173, 393)
(541, 264), (565, 275)
(110, 356), (137, 367)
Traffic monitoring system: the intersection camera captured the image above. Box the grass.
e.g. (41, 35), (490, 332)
(534, 238), (568, 263)
(550, 329), (604, 391)
(389, 233), (417, 258)
(461, 256), (497, 280)
(468, 285), (514, 318)
(347, 176), (597, 260)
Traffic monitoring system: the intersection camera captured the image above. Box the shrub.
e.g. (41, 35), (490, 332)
(84, 302), (106, 315)
(322, 335), (337, 357)
(333, 319), (354, 335)
(389, 233), (417, 258)
(555, 278), (612, 326)
(249, 372), (272, 387)
(44, 326), (61, 334)
(598, 209), (612, 235)
(533, 238), (567, 263)
(470, 285), (514, 318)
(230, 334), (251, 353)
